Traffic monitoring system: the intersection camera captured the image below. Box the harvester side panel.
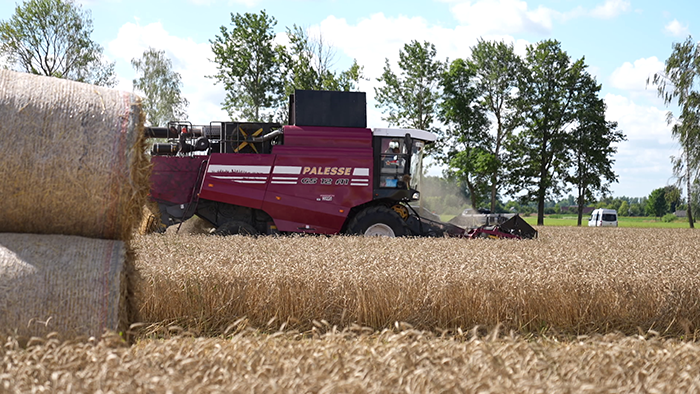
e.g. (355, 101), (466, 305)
(281, 125), (372, 149)
(198, 153), (276, 210)
(261, 147), (374, 233)
(150, 156), (208, 205)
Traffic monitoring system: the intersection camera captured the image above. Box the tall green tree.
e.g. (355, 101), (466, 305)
(664, 185), (682, 213)
(132, 48), (189, 127)
(567, 72), (626, 225)
(468, 39), (521, 212)
(646, 186), (674, 218)
(438, 58), (491, 209)
(649, 36), (700, 228)
(210, 10), (284, 122)
(0, 0), (115, 86)
(506, 40), (585, 226)
(374, 40), (444, 131)
(618, 200), (630, 216)
(284, 25), (363, 94)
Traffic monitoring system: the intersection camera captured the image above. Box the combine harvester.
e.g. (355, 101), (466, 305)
(145, 90), (536, 239)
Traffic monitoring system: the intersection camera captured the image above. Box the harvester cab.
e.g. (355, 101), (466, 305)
(143, 89), (529, 239)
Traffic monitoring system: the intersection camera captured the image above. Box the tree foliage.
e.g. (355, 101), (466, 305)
(567, 72), (626, 225)
(649, 36), (700, 228)
(437, 58), (491, 209)
(132, 48), (188, 127)
(618, 200), (630, 216)
(506, 40), (585, 225)
(374, 38), (624, 219)
(375, 40), (444, 131)
(645, 186), (681, 217)
(284, 25), (363, 94)
(210, 10), (285, 122)
(0, 0), (115, 86)
(468, 39), (521, 212)
(646, 187), (670, 218)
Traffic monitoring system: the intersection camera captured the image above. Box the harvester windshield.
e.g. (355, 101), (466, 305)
(373, 128), (436, 193)
(409, 140), (425, 190)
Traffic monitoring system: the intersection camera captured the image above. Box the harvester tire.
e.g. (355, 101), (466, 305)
(347, 205), (406, 237)
(214, 221), (258, 236)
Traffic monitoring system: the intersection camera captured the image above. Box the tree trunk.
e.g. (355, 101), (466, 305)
(537, 146), (547, 226)
(576, 183), (585, 226)
(537, 191), (545, 226)
(490, 115), (503, 213)
(490, 175), (497, 213)
(687, 166), (695, 228)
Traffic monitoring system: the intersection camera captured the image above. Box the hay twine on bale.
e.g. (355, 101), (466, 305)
(0, 233), (130, 339)
(0, 70), (150, 241)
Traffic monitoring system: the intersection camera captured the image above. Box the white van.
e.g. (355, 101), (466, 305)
(588, 208), (618, 227)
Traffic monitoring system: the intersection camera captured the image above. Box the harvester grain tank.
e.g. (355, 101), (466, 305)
(145, 90), (536, 239)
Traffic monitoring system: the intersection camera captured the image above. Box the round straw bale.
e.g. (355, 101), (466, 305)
(0, 233), (129, 339)
(0, 70), (149, 240)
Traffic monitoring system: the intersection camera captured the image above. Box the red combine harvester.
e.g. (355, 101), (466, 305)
(145, 90), (536, 239)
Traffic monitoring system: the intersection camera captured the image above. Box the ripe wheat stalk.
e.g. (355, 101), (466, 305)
(130, 227), (700, 337)
(3, 329), (700, 393)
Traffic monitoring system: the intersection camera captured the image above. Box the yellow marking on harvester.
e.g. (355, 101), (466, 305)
(234, 127), (264, 153)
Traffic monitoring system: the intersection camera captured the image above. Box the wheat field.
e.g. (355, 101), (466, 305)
(2, 329), (700, 393)
(131, 227), (700, 337)
(3, 226), (700, 392)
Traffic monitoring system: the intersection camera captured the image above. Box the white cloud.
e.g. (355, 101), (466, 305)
(107, 21), (227, 124)
(449, 0), (555, 35)
(443, 0), (630, 36)
(604, 93), (678, 196)
(186, 0), (261, 6)
(315, 13), (528, 126)
(590, 0), (631, 19)
(76, 0), (121, 5)
(105, 13), (525, 128)
(609, 56), (664, 93)
(317, 14), (461, 126)
(664, 19), (690, 37)
(605, 93), (672, 144)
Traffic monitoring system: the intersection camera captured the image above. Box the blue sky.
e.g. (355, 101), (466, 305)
(1, 0), (697, 199)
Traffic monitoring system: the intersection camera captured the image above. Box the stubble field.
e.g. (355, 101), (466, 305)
(3, 227), (700, 392)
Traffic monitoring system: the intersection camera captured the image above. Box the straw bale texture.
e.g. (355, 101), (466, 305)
(0, 69), (149, 240)
(0, 233), (128, 338)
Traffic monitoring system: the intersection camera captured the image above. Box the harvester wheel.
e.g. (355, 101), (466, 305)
(391, 204), (409, 220)
(214, 221), (258, 236)
(347, 206), (406, 237)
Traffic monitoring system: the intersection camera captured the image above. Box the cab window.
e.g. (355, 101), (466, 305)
(379, 138), (407, 188)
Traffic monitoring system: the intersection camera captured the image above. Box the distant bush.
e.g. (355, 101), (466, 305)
(662, 213), (677, 223)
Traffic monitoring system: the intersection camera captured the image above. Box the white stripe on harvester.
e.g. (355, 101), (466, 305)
(212, 176), (268, 180)
(232, 180), (267, 184)
(273, 166), (303, 175)
(208, 165), (272, 174)
(271, 177), (298, 181)
(353, 168), (369, 176)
